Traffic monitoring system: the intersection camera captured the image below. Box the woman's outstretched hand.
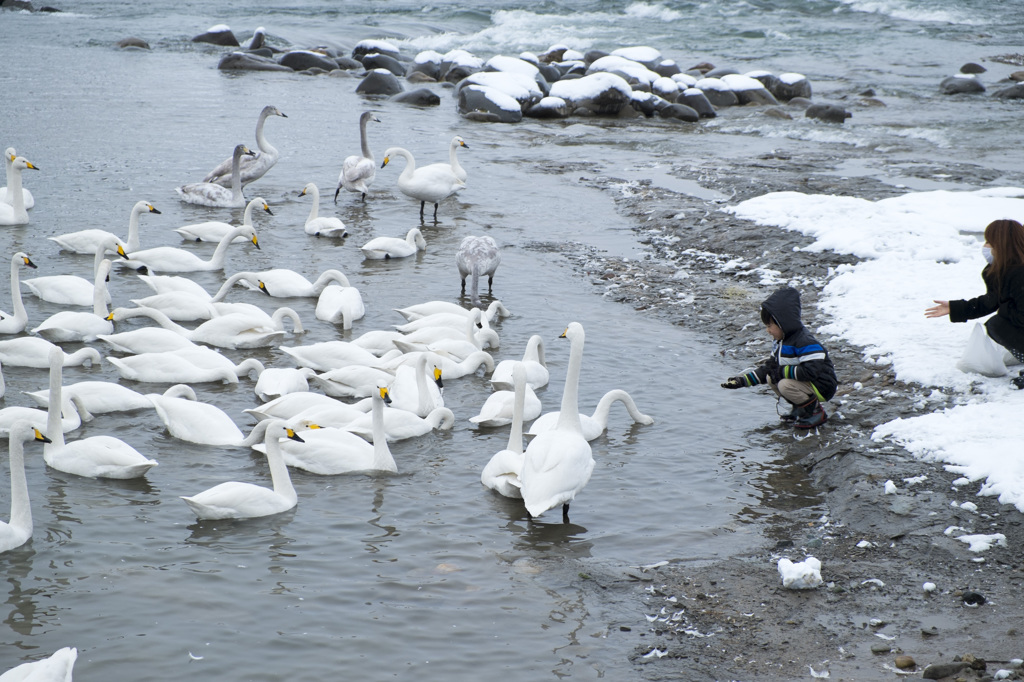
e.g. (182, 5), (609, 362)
(925, 300), (950, 318)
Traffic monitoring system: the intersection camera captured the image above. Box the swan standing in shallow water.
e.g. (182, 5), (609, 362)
(49, 200), (159, 254)
(456, 235), (500, 305)
(0, 157), (37, 226)
(177, 144), (255, 208)
(380, 146), (465, 220)
(361, 227), (426, 260)
(527, 388), (654, 441)
(174, 196), (272, 243)
(0, 422), (51, 553)
(204, 105), (287, 187)
(125, 223), (259, 274)
(481, 362), (527, 499)
(0, 253), (37, 335)
(520, 323), (595, 522)
(181, 420), (303, 520)
(43, 347), (158, 479)
(299, 183), (347, 237)
(1, 147), (34, 210)
(335, 111), (380, 203)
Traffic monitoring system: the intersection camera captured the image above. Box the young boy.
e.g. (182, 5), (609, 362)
(721, 286), (838, 429)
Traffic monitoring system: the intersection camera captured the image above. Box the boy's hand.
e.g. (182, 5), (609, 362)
(721, 377), (744, 389)
(767, 364), (783, 384)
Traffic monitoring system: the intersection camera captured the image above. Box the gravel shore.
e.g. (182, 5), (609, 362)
(559, 148), (1024, 681)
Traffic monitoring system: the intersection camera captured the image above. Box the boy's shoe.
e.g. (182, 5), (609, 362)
(779, 403), (799, 422)
(793, 399), (827, 429)
(1012, 370), (1024, 390)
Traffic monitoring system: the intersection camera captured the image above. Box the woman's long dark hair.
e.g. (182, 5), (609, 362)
(984, 218), (1024, 295)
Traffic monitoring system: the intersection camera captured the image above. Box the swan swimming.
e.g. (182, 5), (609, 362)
(239, 268), (350, 298)
(0, 252), (37, 335)
(147, 386), (246, 446)
(125, 223), (259, 274)
(480, 362), (528, 498)
(0, 336), (101, 368)
(49, 200), (159, 254)
(0, 156), (37, 226)
(23, 235), (123, 306)
(456, 235), (500, 305)
(254, 366), (316, 401)
(315, 283), (365, 330)
(360, 227), (426, 260)
(469, 380), (541, 428)
(31, 259), (114, 343)
(203, 105), (287, 187)
(380, 146), (465, 220)
(1, 147), (34, 210)
(491, 334), (548, 390)
(520, 323), (595, 522)
(0, 422), (51, 553)
(174, 196), (272, 243)
(26, 381), (153, 414)
(177, 144), (255, 207)
(181, 420), (303, 520)
(0, 646), (77, 682)
(299, 183), (347, 237)
(527, 388), (654, 441)
(335, 111), (380, 203)
(394, 299), (511, 323)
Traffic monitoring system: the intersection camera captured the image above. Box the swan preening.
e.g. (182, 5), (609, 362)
(204, 105), (287, 187)
(177, 144), (255, 207)
(1, 148), (35, 210)
(336, 111), (380, 203)
(380, 146), (465, 220)
(299, 183), (347, 237)
(0, 156), (38, 226)
(456, 235), (500, 305)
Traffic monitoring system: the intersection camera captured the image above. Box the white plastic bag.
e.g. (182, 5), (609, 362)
(956, 322), (1008, 377)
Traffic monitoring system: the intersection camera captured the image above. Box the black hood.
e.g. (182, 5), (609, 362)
(762, 286), (803, 336)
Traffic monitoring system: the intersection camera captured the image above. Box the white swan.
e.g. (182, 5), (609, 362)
(128, 290), (219, 322)
(26, 381), (152, 414)
(491, 334), (548, 390)
(137, 273), (211, 297)
(107, 348), (263, 384)
(245, 391), (368, 423)
(456, 235), (500, 304)
(361, 227), (426, 260)
(481, 362), (527, 498)
(0, 337), (100, 368)
(445, 135), (469, 183)
(203, 105), (287, 187)
(125, 223), (259, 274)
(0, 253), (37, 334)
(181, 420), (302, 520)
(335, 111), (379, 203)
(394, 308), (493, 334)
(1, 147), (34, 210)
(315, 284), (365, 330)
(299, 183), (347, 237)
(527, 389), (654, 441)
(43, 346), (158, 479)
(0, 385), (86, 436)
(222, 268), (350, 298)
(343, 401), (454, 442)
(0, 422), (51, 553)
(177, 144), (255, 208)
(23, 236), (122, 306)
(147, 386), (246, 446)
(520, 322), (595, 522)
(393, 309), (499, 352)
(0, 157), (37, 226)
(98, 322), (200, 354)
(254, 366), (316, 401)
(382, 349), (494, 380)
(260, 388), (397, 475)
(395, 299), (511, 323)
(469, 381), (541, 428)
(107, 306), (284, 350)
(310, 365), (395, 398)
(31, 259), (114, 343)
(0, 647), (77, 682)
(389, 353), (443, 417)
(174, 196), (272, 243)
(50, 200), (159, 254)
(279, 340), (383, 372)
(380, 146), (465, 220)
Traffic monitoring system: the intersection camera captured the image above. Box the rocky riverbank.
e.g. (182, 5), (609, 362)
(557, 148), (1024, 681)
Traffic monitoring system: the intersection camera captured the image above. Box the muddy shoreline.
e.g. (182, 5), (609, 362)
(563, 149), (1024, 681)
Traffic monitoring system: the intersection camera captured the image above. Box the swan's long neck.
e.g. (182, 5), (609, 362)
(464, 310), (482, 348)
(6, 162), (25, 215)
(526, 335), (545, 365)
(507, 364), (526, 454)
(415, 354), (431, 415)
(65, 348), (100, 368)
(8, 427), (32, 536)
(264, 424), (297, 501)
(306, 185), (320, 222)
(212, 272), (252, 302)
(126, 203), (144, 252)
(592, 389), (647, 427)
(255, 109), (276, 155)
(93, 262), (111, 317)
(371, 394), (396, 471)
(127, 307), (189, 336)
(3, 149), (13, 190)
(230, 147), (245, 202)
(46, 350), (67, 449)
(394, 149), (416, 181)
(240, 419), (271, 447)
(271, 307), (302, 333)
(555, 326), (585, 433)
(312, 269), (350, 293)
(9, 256), (27, 322)
(210, 227), (250, 269)
(243, 199), (257, 226)
(449, 139), (464, 178)
(359, 114), (373, 161)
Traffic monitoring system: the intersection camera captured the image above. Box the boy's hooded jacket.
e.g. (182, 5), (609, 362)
(741, 287), (838, 402)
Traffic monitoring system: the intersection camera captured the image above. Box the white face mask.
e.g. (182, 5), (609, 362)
(983, 245), (994, 264)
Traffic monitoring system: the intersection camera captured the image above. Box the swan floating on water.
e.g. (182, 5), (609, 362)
(527, 389), (654, 441)
(0, 421), (51, 554)
(335, 111), (380, 203)
(361, 227), (426, 260)
(481, 362), (528, 499)
(299, 183), (347, 237)
(456, 235), (500, 305)
(380, 146), (465, 220)
(0, 156), (37, 226)
(491, 334), (548, 390)
(203, 105), (287, 187)
(0, 252), (37, 335)
(125, 223), (259, 274)
(31, 259), (114, 343)
(49, 200), (159, 254)
(0, 646), (77, 681)
(177, 144), (255, 207)
(174, 196), (271, 242)
(23, 236), (122, 306)
(1, 147), (35, 210)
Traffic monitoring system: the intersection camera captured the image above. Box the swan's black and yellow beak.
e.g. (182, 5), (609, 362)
(460, 140), (469, 149)
(148, 204), (161, 215)
(262, 202), (273, 216)
(250, 233), (261, 250)
(257, 280), (272, 296)
(379, 386), (392, 405)
(381, 156), (390, 168)
(285, 428), (305, 443)
(116, 244), (128, 258)
(106, 311), (115, 321)
(243, 146), (257, 157)
(433, 366), (443, 390)
(298, 188), (307, 198)
(23, 255), (37, 269)
(559, 327), (569, 339)
(33, 428), (52, 444)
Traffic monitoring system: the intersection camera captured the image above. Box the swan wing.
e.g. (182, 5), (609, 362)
(182, 481), (290, 519)
(45, 438), (157, 479)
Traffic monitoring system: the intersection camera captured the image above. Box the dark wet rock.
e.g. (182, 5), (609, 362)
(630, 92), (663, 117)
(443, 64), (479, 84)
(538, 46), (568, 63)
(654, 60), (681, 78)
(860, 87), (876, 96)
(923, 662), (968, 679)
(748, 71), (780, 93)
(763, 107), (793, 120)
(698, 82), (739, 108)
(549, 72), (632, 115)
(406, 71), (437, 84)
(960, 62), (986, 74)
(390, 88), (440, 106)
(992, 83), (1024, 99)
(352, 40), (400, 61)
(705, 67), (739, 79)
(1, 0), (34, 9)
(772, 74), (813, 101)
(962, 590), (986, 605)
(117, 37), (150, 50)
(524, 96), (571, 119)
(279, 50), (337, 72)
(676, 88), (716, 118)
(895, 655), (916, 669)
(247, 47), (274, 59)
(688, 61), (715, 74)
(658, 103), (700, 122)
(457, 85), (523, 123)
(463, 111), (502, 123)
(218, 51), (292, 72)
(859, 96), (887, 107)
(356, 69), (404, 96)
(192, 27), (239, 47)
(409, 58), (441, 81)
(246, 27), (266, 51)
(537, 63), (561, 84)
(334, 56), (362, 71)
(1011, 71), (1024, 82)
(940, 74), (985, 94)
(362, 53), (406, 77)
(731, 84), (780, 106)
(805, 103), (851, 123)
(584, 49), (609, 65)
(787, 96), (814, 109)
